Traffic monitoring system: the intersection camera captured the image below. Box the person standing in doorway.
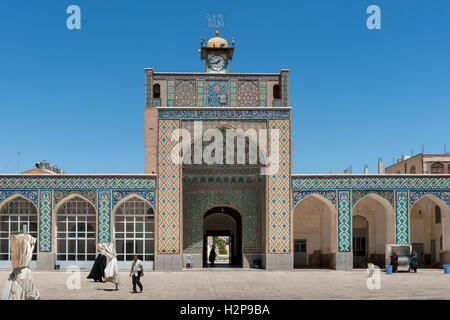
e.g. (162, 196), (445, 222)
(130, 255), (144, 293)
(209, 244), (217, 266)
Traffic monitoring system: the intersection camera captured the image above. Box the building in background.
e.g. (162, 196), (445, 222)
(385, 154), (450, 174)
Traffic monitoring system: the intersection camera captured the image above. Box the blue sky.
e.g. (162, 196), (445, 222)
(0, 0), (448, 174)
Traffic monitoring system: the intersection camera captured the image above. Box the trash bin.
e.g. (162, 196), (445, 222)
(444, 265), (450, 274)
(385, 265), (392, 274)
(254, 259), (261, 269)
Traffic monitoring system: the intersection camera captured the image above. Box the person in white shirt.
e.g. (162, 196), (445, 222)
(130, 255), (144, 293)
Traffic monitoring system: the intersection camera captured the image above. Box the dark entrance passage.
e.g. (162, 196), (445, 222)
(203, 207), (242, 267)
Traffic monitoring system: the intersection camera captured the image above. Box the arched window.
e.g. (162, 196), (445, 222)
(56, 197), (96, 263)
(153, 84), (160, 99)
(431, 162), (444, 174)
(114, 197), (154, 263)
(0, 198), (38, 262)
(409, 165), (416, 174)
(435, 205), (441, 224)
(273, 84), (281, 99)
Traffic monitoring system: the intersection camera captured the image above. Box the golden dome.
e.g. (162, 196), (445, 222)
(206, 29), (228, 48)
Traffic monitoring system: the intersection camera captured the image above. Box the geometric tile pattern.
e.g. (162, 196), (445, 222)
(291, 176), (450, 190)
(0, 175), (157, 190)
(395, 190), (409, 245)
(184, 190), (257, 253)
(337, 190), (351, 252)
(351, 190), (394, 209)
(206, 80), (228, 107)
(175, 80), (196, 107)
(38, 190), (53, 252)
(159, 109), (291, 120)
(292, 176), (449, 250)
(196, 80), (205, 107)
(54, 189), (97, 208)
(237, 81), (258, 107)
(259, 81), (266, 107)
(0, 176), (157, 254)
(112, 190), (156, 209)
(282, 73), (288, 107)
(409, 190), (450, 209)
(145, 72), (152, 108)
(0, 190), (38, 208)
(167, 80), (175, 106)
(267, 119), (290, 254)
(97, 190), (112, 244)
(229, 80), (237, 107)
(292, 190), (337, 209)
(158, 119), (181, 254)
(182, 120), (266, 136)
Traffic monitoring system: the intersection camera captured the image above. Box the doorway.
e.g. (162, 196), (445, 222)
(353, 228), (367, 267)
(203, 207), (242, 267)
(294, 239), (307, 267)
(412, 243), (424, 266)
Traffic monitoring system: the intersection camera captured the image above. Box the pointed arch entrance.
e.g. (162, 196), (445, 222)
(0, 195), (38, 268)
(112, 195), (155, 270)
(181, 123), (267, 268)
(55, 195), (96, 268)
(292, 194), (337, 268)
(410, 194), (450, 267)
(351, 193), (395, 268)
(202, 206), (243, 267)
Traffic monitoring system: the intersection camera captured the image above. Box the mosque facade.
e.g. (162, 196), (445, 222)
(0, 33), (449, 271)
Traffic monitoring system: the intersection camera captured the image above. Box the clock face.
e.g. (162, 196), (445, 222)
(209, 55), (226, 71)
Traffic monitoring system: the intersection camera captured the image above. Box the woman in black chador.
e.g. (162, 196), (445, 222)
(87, 254), (107, 282)
(390, 252), (398, 273)
(209, 244), (216, 266)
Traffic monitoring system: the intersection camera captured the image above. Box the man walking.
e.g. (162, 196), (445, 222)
(130, 255), (144, 293)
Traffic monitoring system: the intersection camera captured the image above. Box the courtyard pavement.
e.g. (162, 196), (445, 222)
(0, 268), (449, 300)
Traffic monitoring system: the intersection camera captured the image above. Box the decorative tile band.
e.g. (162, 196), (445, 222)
(229, 80), (237, 107)
(0, 176), (157, 190)
(282, 73), (288, 107)
(97, 190), (112, 244)
(146, 72), (151, 108)
(112, 190), (156, 209)
(395, 190), (409, 245)
(38, 190), (52, 252)
(158, 119), (181, 254)
(337, 190), (351, 252)
(54, 189), (97, 208)
(267, 119), (290, 254)
(167, 80), (175, 107)
(351, 190), (394, 209)
(292, 190), (337, 209)
(158, 109), (290, 120)
(0, 190), (38, 208)
(292, 176), (450, 190)
(197, 80), (205, 107)
(259, 81), (266, 107)
(153, 73), (280, 81)
(409, 190), (450, 208)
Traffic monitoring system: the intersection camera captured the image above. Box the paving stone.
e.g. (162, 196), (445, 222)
(0, 269), (449, 299)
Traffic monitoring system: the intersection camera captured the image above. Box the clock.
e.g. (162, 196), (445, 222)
(208, 55), (226, 72)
